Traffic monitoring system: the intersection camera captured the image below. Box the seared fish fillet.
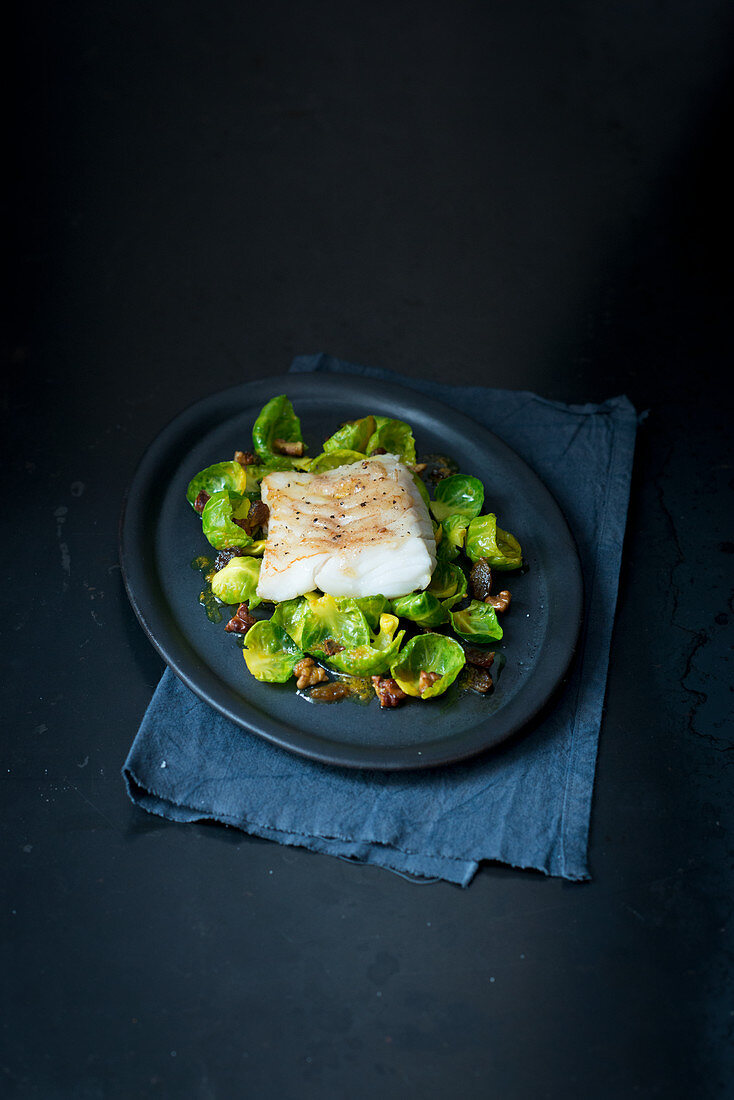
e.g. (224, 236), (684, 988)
(257, 455), (436, 601)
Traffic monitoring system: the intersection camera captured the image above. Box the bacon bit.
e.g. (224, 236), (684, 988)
(485, 590), (511, 612)
(418, 670), (441, 694)
(273, 438), (304, 457)
(371, 675), (408, 708)
(463, 647), (495, 670)
(224, 604), (257, 634)
(243, 499), (269, 534)
(234, 450), (257, 466)
(464, 666), (494, 694)
(193, 490), (210, 514)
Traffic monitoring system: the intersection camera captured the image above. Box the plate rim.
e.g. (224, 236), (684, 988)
(119, 373), (584, 770)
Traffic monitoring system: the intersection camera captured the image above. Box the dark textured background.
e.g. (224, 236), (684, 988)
(5, 2), (734, 1097)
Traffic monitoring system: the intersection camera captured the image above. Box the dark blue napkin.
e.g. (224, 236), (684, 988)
(123, 355), (637, 885)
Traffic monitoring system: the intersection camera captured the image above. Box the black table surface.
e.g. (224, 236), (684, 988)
(5, 3), (734, 1097)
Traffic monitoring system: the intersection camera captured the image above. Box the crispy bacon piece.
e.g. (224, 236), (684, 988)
(244, 500), (269, 533)
(234, 450), (257, 466)
(232, 499), (270, 536)
(462, 646), (495, 670)
(193, 490), (210, 514)
(224, 604), (257, 634)
(273, 438), (304, 457)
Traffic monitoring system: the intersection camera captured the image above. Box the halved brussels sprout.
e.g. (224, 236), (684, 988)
(390, 634), (466, 699)
(428, 560), (468, 610)
(210, 557), (262, 608)
(300, 593), (371, 653)
(243, 620), (304, 682)
(390, 591), (448, 629)
(252, 395), (305, 465)
(322, 415), (376, 454)
(449, 600), (504, 643)
(186, 461), (249, 509)
(436, 514), (470, 561)
(465, 514), (523, 570)
(308, 449), (367, 473)
(366, 417), (416, 464)
(201, 492), (253, 550)
(325, 614), (405, 676)
(429, 474), (484, 523)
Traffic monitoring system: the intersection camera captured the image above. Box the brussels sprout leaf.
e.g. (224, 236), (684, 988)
(449, 600), (504, 643)
(322, 416), (376, 454)
(429, 474), (484, 523)
(390, 634), (465, 699)
(465, 514), (523, 570)
(252, 395), (305, 465)
(243, 621), (304, 682)
(201, 492), (254, 550)
(366, 417), (416, 464)
(186, 461), (248, 508)
(390, 591), (448, 628)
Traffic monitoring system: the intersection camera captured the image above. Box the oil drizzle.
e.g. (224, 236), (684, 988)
(190, 554), (222, 623)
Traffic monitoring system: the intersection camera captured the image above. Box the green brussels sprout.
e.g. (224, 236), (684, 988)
(201, 492), (254, 550)
(308, 449), (367, 473)
(390, 591), (448, 629)
(465, 514), (523, 570)
(351, 595), (392, 631)
(270, 596), (309, 647)
(449, 600), (504, 643)
(243, 621), (304, 682)
(299, 593), (371, 654)
(429, 474), (484, 523)
(186, 461), (249, 509)
(322, 415), (376, 454)
(436, 514), (470, 561)
(252, 395), (305, 465)
(428, 561), (468, 610)
(210, 557), (262, 608)
(325, 614), (405, 676)
(365, 417), (417, 464)
(390, 634), (466, 699)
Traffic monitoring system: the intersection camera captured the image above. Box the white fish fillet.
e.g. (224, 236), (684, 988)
(256, 455), (436, 601)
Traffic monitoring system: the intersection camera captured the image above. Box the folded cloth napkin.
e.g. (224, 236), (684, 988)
(123, 355), (637, 885)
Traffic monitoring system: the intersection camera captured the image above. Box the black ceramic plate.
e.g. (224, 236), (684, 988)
(120, 374), (583, 770)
